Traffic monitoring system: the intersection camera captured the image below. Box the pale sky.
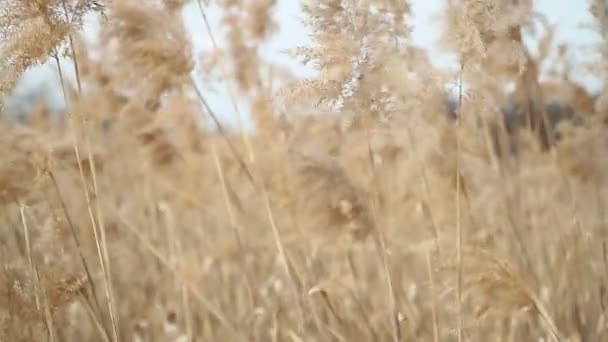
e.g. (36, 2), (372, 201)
(4, 1), (602, 123)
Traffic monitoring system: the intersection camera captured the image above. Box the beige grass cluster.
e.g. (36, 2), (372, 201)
(1, 0), (608, 341)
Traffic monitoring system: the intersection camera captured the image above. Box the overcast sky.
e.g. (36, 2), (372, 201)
(4, 1), (602, 123)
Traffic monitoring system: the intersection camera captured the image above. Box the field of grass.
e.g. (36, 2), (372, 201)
(1, 1), (608, 341)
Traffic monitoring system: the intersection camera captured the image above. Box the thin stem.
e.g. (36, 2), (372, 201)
(362, 115), (400, 342)
(36, 266), (56, 342)
(191, 75), (305, 333)
(261, 188), (306, 328)
(403, 118), (441, 251)
(192, 4), (306, 331)
(79, 291), (112, 342)
(195, 0), (255, 162)
(190, 76), (257, 187)
(48, 170), (106, 329)
(59, 2), (120, 336)
(53, 48), (119, 341)
(118, 212), (248, 342)
(19, 204), (40, 310)
(456, 60), (465, 342)
(426, 252), (439, 342)
(211, 141), (256, 308)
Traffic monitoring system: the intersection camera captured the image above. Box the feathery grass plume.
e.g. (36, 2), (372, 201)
(243, 0), (278, 42)
(46, 273), (88, 314)
(440, 0), (532, 73)
(439, 0), (531, 118)
(0, 0), (69, 91)
(557, 124), (608, 184)
(93, 0), (196, 170)
(288, 1), (422, 118)
(101, 0), (193, 107)
(0, 263), (45, 340)
(0, 0), (103, 91)
(439, 246), (562, 341)
(286, 149), (374, 243)
(217, 1), (269, 94)
(442, 0), (547, 121)
(590, 0), (608, 116)
(0, 124), (51, 206)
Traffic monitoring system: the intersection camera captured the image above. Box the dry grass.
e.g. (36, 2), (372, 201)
(1, 0), (607, 341)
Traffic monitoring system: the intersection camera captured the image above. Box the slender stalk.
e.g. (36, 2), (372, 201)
(362, 114), (400, 342)
(35, 266), (56, 342)
(195, 1), (305, 332)
(261, 188), (307, 329)
(456, 61), (465, 342)
(195, 0), (255, 162)
(118, 212), (248, 342)
(48, 170), (107, 331)
(191, 74), (305, 333)
(19, 205), (40, 310)
(179, 250), (194, 342)
(79, 292), (112, 342)
(54, 53), (119, 342)
(190, 76), (257, 187)
(403, 119), (441, 250)
(426, 252), (439, 342)
(211, 141), (256, 308)
(58, 3), (120, 337)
